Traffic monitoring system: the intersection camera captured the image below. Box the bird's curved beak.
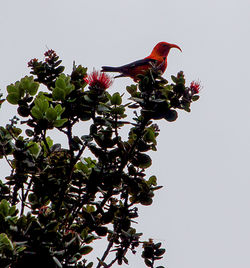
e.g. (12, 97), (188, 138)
(170, 44), (182, 52)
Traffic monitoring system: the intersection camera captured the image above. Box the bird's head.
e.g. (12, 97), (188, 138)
(152, 42), (182, 57)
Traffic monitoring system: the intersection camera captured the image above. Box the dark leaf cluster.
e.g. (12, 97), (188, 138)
(0, 50), (199, 267)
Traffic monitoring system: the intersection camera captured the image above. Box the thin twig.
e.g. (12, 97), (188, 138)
(41, 130), (51, 153)
(20, 179), (32, 215)
(4, 155), (13, 169)
(96, 239), (114, 268)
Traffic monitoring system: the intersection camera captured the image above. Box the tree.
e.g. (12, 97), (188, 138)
(0, 49), (200, 267)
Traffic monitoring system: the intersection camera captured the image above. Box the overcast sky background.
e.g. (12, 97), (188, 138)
(1, 0), (250, 267)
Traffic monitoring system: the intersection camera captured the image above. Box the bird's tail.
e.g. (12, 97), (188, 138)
(101, 66), (121, 73)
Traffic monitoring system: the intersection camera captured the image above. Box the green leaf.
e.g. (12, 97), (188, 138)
(76, 161), (87, 171)
(0, 233), (14, 252)
(81, 229), (88, 239)
(44, 136), (53, 148)
(52, 87), (65, 101)
(9, 205), (17, 216)
(55, 66), (65, 74)
(132, 153), (152, 168)
(80, 112), (92, 121)
(54, 104), (65, 116)
(144, 128), (156, 143)
(86, 262), (93, 268)
(97, 104), (110, 113)
(80, 246), (93, 255)
(19, 76), (39, 96)
(140, 196), (153, 206)
(28, 82), (39, 96)
(12, 127), (22, 137)
(0, 199), (10, 217)
(41, 136), (53, 152)
(128, 103), (139, 109)
(84, 235), (95, 244)
(34, 95), (49, 113)
(46, 107), (57, 121)
(144, 258), (153, 267)
(126, 84), (137, 95)
(20, 76), (31, 90)
(65, 84), (74, 96)
(154, 242), (162, 249)
(111, 92), (122, 105)
(154, 248), (166, 256)
(7, 81), (25, 101)
(54, 74), (74, 98)
(81, 135), (93, 142)
(171, 75), (177, 83)
(53, 118), (68, 127)
(55, 77), (66, 89)
(129, 97), (144, 104)
(148, 175), (157, 186)
(28, 142), (41, 157)
(164, 109), (178, 122)
(86, 205), (95, 213)
(51, 143), (61, 151)
(7, 84), (17, 94)
(31, 106), (43, 119)
(152, 186), (163, 191)
(192, 95), (200, 101)
(111, 106), (125, 115)
(15, 245), (26, 253)
(25, 129), (34, 137)
(6, 93), (20, 104)
(95, 226), (108, 236)
(123, 257), (128, 264)
(18, 105), (30, 117)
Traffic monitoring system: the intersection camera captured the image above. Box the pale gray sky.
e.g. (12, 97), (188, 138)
(1, 0), (250, 267)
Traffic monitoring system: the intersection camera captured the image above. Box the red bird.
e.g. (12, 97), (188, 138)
(101, 41), (182, 81)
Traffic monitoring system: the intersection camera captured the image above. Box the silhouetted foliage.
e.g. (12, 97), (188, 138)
(0, 50), (199, 267)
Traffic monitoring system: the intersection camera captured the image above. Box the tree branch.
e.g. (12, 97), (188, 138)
(96, 239), (114, 268)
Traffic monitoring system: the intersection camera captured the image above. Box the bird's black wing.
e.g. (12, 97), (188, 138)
(119, 58), (157, 70)
(102, 58), (158, 75)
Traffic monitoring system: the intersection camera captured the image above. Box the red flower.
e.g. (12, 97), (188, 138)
(85, 70), (113, 90)
(44, 49), (57, 63)
(27, 58), (38, 67)
(44, 49), (57, 58)
(190, 81), (201, 94)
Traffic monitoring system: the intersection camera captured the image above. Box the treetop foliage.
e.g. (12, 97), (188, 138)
(0, 49), (199, 267)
